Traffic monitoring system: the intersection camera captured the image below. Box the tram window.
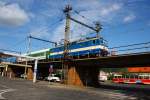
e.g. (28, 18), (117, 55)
(130, 75), (134, 78)
(114, 76), (117, 78)
(135, 75), (138, 79)
(114, 75), (121, 78)
(139, 76), (143, 79)
(145, 76), (149, 79)
(126, 75), (129, 78)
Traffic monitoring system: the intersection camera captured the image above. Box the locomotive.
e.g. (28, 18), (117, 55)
(47, 36), (108, 59)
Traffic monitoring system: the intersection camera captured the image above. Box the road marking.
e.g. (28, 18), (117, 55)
(86, 89), (137, 100)
(0, 84), (10, 88)
(100, 90), (137, 99)
(0, 89), (16, 99)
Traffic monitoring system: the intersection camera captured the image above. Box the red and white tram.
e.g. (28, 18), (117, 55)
(112, 74), (150, 84)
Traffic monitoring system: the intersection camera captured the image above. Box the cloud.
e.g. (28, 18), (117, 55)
(101, 3), (122, 16)
(0, 2), (29, 27)
(123, 14), (136, 23)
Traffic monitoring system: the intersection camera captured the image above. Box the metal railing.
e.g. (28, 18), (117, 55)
(109, 41), (150, 56)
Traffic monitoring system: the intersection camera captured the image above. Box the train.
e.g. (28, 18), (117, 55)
(28, 37), (108, 59)
(27, 49), (49, 60)
(0, 57), (17, 63)
(27, 36), (109, 60)
(47, 36), (108, 59)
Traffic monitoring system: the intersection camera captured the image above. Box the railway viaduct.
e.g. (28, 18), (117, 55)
(1, 52), (150, 87)
(36, 52), (150, 87)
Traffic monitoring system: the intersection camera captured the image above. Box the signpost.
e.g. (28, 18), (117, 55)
(49, 65), (53, 75)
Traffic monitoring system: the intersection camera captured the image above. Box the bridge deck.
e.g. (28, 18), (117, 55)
(36, 52), (150, 68)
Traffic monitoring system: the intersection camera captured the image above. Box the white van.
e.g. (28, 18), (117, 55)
(46, 74), (60, 82)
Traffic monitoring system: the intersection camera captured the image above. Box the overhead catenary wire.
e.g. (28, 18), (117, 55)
(109, 41), (150, 49)
(27, 16), (64, 53)
(10, 37), (27, 49)
(2, 37), (27, 54)
(0, 48), (21, 54)
(117, 46), (150, 52)
(73, 10), (96, 25)
(31, 17), (64, 36)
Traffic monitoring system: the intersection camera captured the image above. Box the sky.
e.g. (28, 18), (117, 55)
(0, 0), (150, 53)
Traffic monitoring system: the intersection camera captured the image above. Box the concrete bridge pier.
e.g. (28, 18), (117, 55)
(67, 63), (99, 87)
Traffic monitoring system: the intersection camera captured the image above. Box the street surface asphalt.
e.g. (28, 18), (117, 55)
(0, 76), (150, 100)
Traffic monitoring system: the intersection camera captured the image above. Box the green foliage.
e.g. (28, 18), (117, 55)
(107, 74), (114, 80)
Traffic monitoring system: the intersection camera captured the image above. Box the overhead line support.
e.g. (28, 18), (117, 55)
(69, 17), (102, 33)
(28, 35), (57, 46)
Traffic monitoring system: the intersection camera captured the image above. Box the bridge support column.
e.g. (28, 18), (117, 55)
(27, 67), (33, 80)
(67, 64), (99, 87)
(4, 66), (15, 78)
(67, 66), (83, 86)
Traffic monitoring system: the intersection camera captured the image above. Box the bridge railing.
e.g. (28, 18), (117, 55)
(109, 41), (150, 56)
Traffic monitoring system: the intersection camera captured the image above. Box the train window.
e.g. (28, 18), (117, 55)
(79, 43), (84, 47)
(99, 39), (102, 43)
(96, 40), (100, 44)
(71, 42), (76, 45)
(93, 40), (96, 44)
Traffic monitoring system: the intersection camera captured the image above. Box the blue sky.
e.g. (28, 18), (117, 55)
(0, 0), (150, 53)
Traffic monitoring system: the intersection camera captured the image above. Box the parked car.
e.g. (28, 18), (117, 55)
(45, 74), (60, 82)
(20, 74), (27, 78)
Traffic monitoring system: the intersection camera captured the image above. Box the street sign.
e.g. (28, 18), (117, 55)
(49, 65), (53, 73)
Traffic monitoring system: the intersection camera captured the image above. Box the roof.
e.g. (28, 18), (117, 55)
(0, 52), (13, 58)
(0, 62), (32, 68)
(24, 48), (49, 55)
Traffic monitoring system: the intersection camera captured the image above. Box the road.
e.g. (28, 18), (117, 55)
(0, 76), (149, 100)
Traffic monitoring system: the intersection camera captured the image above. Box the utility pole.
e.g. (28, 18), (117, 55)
(62, 4), (102, 84)
(27, 34), (58, 82)
(95, 22), (101, 38)
(24, 34), (31, 79)
(33, 58), (38, 83)
(63, 5), (72, 84)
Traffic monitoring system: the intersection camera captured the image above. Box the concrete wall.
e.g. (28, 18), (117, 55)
(68, 66), (83, 86)
(0, 65), (33, 80)
(27, 67), (33, 80)
(67, 63), (99, 87)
